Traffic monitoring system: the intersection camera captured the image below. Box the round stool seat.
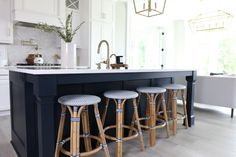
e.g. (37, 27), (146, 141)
(137, 87), (166, 94)
(164, 84), (186, 90)
(104, 90), (138, 99)
(58, 95), (101, 106)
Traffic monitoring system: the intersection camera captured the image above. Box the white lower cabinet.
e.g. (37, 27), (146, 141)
(0, 0), (13, 44)
(0, 75), (10, 111)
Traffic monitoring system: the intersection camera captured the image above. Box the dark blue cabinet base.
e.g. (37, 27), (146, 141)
(9, 70), (196, 157)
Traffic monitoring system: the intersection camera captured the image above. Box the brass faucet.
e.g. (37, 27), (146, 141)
(97, 40), (110, 69)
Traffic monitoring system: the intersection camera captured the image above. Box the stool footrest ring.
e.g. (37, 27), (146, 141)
(138, 117), (167, 129)
(104, 125), (139, 142)
(60, 135), (103, 157)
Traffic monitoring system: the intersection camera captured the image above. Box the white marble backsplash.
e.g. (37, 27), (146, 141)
(5, 26), (60, 65)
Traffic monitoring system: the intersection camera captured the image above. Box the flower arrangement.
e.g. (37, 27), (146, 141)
(37, 11), (85, 42)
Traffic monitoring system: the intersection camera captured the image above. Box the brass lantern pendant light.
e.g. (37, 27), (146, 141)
(133, 0), (166, 17)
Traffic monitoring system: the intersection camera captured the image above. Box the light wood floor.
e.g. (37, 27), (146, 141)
(0, 104), (236, 157)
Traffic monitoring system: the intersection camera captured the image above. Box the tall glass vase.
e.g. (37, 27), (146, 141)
(61, 42), (77, 68)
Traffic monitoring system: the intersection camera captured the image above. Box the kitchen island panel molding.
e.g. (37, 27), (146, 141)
(9, 69), (196, 157)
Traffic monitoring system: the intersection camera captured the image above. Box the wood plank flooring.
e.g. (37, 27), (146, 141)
(0, 104), (235, 157)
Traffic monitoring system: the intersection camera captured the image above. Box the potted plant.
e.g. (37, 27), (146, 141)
(37, 11), (85, 68)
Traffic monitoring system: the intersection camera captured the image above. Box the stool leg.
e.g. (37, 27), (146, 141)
(156, 95), (161, 116)
(128, 111), (136, 137)
(96, 98), (110, 147)
(102, 98), (110, 126)
(172, 91), (178, 135)
(55, 105), (67, 157)
(81, 106), (92, 151)
(181, 90), (189, 128)
(94, 104), (110, 157)
(145, 95), (150, 128)
(76, 107), (84, 155)
(167, 90), (172, 119)
(115, 99), (125, 157)
(70, 106), (79, 157)
(161, 94), (170, 137)
(128, 97), (140, 137)
(132, 98), (145, 151)
(148, 94), (157, 147)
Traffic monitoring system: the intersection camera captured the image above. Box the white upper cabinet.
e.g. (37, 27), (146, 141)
(12, 0), (66, 27)
(91, 0), (113, 23)
(0, 0), (13, 44)
(90, 0), (114, 68)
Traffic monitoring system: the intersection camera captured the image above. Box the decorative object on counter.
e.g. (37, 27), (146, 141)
(54, 54), (61, 64)
(133, 0), (166, 17)
(36, 11), (85, 68)
(26, 53), (44, 65)
(189, 10), (233, 32)
(61, 42), (77, 68)
(26, 54), (36, 65)
(110, 54), (124, 64)
(34, 54), (44, 64)
(110, 64), (128, 69)
(25, 46), (44, 65)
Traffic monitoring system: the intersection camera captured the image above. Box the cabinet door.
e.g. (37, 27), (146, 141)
(13, 0), (65, 26)
(91, 0), (102, 21)
(0, 77), (10, 111)
(0, 0), (13, 44)
(101, 0), (113, 23)
(91, 0), (113, 22)
(90, 21), (102, 68)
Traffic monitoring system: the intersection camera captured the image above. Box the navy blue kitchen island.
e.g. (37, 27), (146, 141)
(9, 68), (196, 157)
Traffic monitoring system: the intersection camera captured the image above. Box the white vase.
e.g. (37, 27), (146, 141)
(61, 42), (77, 68)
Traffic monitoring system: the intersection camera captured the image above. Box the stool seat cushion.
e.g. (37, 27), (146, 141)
(137, 87), (166, 94)
(164, 84), (186, 90)
(58, 95), (101, 106)
(104, 90), (138, 99)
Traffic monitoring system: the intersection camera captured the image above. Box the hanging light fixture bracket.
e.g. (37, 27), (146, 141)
(133, 0), (166, 17)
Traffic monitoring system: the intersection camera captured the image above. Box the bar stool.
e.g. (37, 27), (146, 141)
(102, 90), (145, 157)
(55, 95), (110, 157)
(134, 87), (169, 147)
(165, 84), (188, 135)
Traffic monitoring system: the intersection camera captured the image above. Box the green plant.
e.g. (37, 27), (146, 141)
(37, 11), (85, 42)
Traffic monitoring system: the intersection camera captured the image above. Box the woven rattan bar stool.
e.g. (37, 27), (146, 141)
(102, 90), (145, 157)
(55, 95), (110, 157)
(134, 87), (169, 147)
(165, 84), (188, 135)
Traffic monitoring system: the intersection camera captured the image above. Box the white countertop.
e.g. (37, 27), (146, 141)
(8, 66), (195, 75)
